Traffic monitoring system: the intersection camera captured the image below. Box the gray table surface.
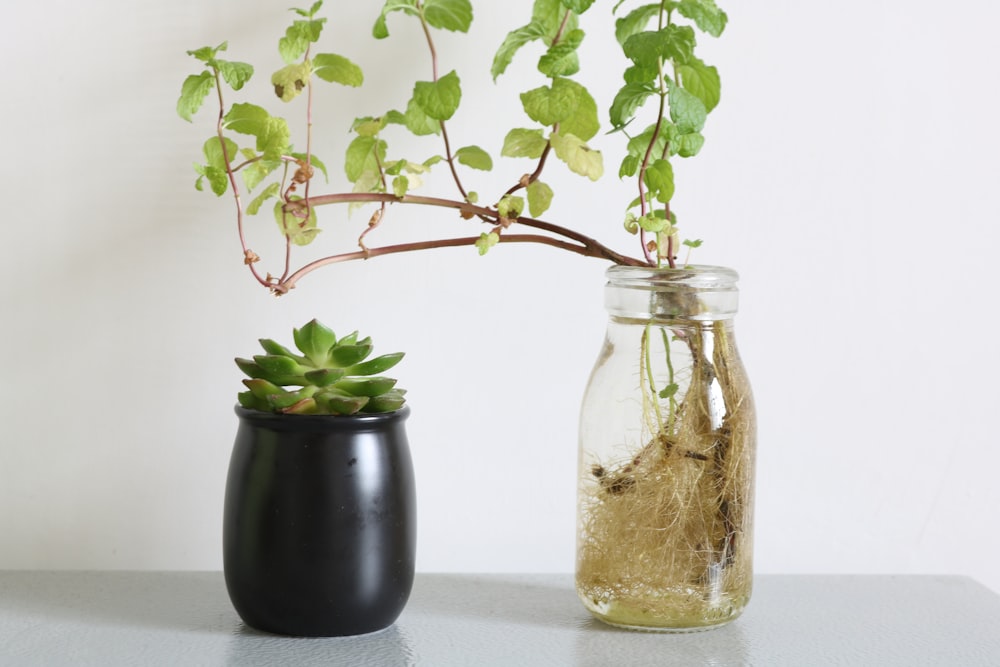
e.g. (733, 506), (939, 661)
(1, 572), (999, 666)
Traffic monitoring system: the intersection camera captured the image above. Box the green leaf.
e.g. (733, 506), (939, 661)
(677, 58), (720, 112)
(619, 154), (640, 179)
(674, 132), (705, 157)
(623, 25), (696, 68)
(526, 180), (554, 217)
(392, 174), (409, 197)
(224, 103), (291, 160)
(659, 383), (679, 399)
(258, 338), (302, 359)
(347, 352), (404, 376)
(330, 343), (374, 368)
(362, 390), (407, 413)
(317, 392), (368, 415)
(203, 136), (238, 171)
(279, 18), (326, 64)
(677, 0), (727, 37)
(186, 42), (226, 63)
(253, 354), (304, 377)
(669, 82), (707, 134)
(413, 70), (461, 121)
(520, 81), (576, 127)
(303, 368), (346, 387)
(501, 128), (548, 159)
(560, 0), (595, 12)
(293, 319), (337, 364)
(455, 145), (493, 171)
(247, 182), (280, 215)
(313, 53), (363, 87)
(373, 0), (420, 39)
(216, 60), (254, 91)
(491, 21), (547, 80)
(401, 97), (442, 136)
(274, 197), (320, 246)
(344, 135), (387, 183)
(683, 238), (703, 248)
(272, 62), (312, 102)
(643, 158), (675, 203)
(476, 231), (500, 255)
(549, 132), (603, 181)
(423, 0), (474, 32)
(615, 4), (661, 46)
(537, 29), (584, 77)
(498, 194), (524, 219)
(177, 72), (215, 122)
(609, 82), (656, 130)
(243, 378), (286, 400)
(337, 377), (398, 397)
(558, 80), (599, 141)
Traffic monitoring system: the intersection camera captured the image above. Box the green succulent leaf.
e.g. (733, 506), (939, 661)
(304, 368), (346, 387)
(312, 53), (363, 87)
(253, 354), (304, 377)
(177, 72), (215, 122)
(330, 343), (374, 368)
(242, 378), (285, 400)
(317, 392), (369, 415)
(337, 377), (398, 397)
(362, 391), (407, 413)
(347, 352), (405, 376)
(422, 0), (474, 32)
(455, 145), (493, 171)
(293, 319), (337, 364)
(413, 70), (462, 121)
(258, 338), (302, 359)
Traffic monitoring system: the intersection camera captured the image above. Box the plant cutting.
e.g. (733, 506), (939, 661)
(224, 319), (415, 637)
(181, 0), (755, 631)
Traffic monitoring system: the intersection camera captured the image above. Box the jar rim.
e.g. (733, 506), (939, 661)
(606, 264), (739, 289)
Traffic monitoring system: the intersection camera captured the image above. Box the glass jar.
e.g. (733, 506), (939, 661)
(576, 265), (757, 631)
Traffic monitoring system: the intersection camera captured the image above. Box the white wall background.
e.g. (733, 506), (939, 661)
(2, 0), (999, 593)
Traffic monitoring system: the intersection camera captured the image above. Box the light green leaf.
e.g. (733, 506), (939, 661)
(423, 0), (474, 32)
(392, 174), (409, 197)
(274, 196), (320, 246)
(247, 182), (281, 215)
(643, 158), (675, 203)
(677, 0), (727, 37)
(344, 135), (387, 183)
(241, 151), (282, 191)
(559, 80), (600, 141)
(313, 53), (363, 87)
(550, 132), (603, 181)
(352, 116), (389, 137)
(677, 58), (720, 112)
(216, 60), (254, 91)
(537, 29), (584, 77)
(497, 194), (524, 219)
(560, 0), (595, 11)
(224, 104), (292, 161)
(669, 82), (707, 134)
(491, 21), (547, 80)
(176, 72), (215, 122)
(520, 81), (576, 127)
(194, 164), (229, 197)
(279, 18), (326, 64)
(272, 62), (312, 102)
(501, 128), (548, 159)
(455, 145), (493, 171)
(373, 0), (420, 39)
(203, 136), (238, 172)
(609, 81), (656, 130)
(674, 132), (705, 157)
(623, 25), (696, 68)
(615, 4), (661, 46)
(526, 180), (554, 217)
(413, 70), (461, 121)
(402, 97), (442, 136)
(476, 231), (500, 255)
(186, 42), (226, 64)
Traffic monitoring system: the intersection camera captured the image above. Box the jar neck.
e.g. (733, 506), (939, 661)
(604, 265), (739, 322)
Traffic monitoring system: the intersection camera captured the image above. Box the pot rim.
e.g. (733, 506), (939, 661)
(234, 404), (411, 426)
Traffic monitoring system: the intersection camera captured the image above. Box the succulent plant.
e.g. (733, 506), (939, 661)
(236, 319), (406, 415)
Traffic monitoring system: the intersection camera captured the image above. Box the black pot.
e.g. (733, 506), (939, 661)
(223, 405), (416, 637)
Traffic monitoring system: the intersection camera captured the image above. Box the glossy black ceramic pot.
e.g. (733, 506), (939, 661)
(223, 406), (416, 637)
